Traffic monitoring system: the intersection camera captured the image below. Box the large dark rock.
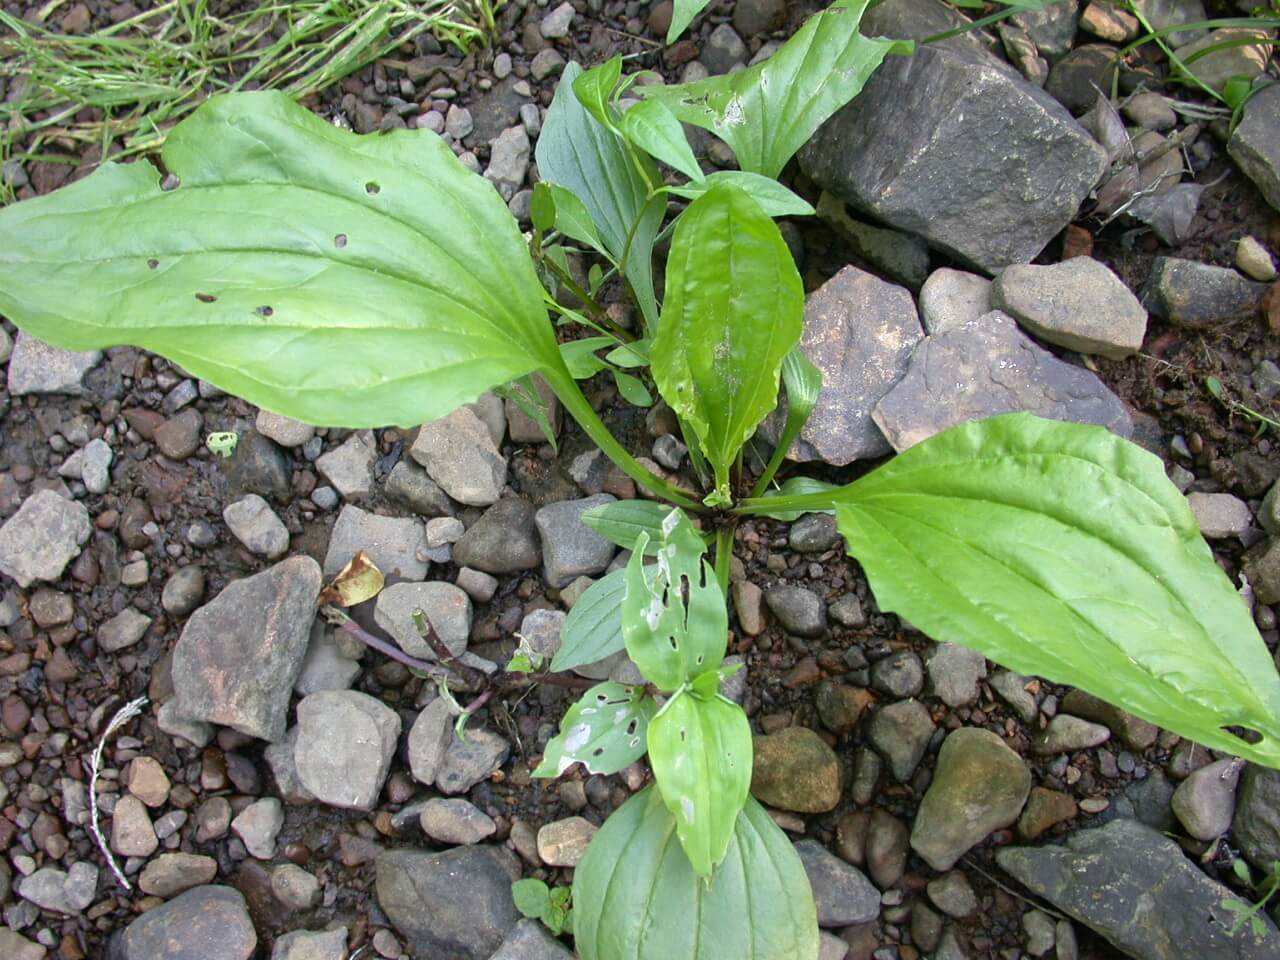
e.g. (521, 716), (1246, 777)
(119, 886), (256, 960)
(1229, 84), (1280, 211)
(1234, 765), (1280, 871)
(452, 498), (541, 574)
(996, 818), (1280, 959)
(170, 556), (321, 741)
(798, 0), (1106, 273)
(1141, 257), (1267, 329)
(375, 847), (521, 959)
(872, 311), (1132, 452)
(794, 839), (880, 926)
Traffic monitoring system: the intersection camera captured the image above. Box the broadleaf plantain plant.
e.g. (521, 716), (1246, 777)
(2, 2), (1280, 956)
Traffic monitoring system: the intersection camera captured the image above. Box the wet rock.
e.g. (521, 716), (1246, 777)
(222, 494), (289, 558)
(375, 847), (521, 960)
(870, 650), (924, 699)
(232, 797), (284, 858)
(1141, 257), (1267, 329)
(6, 332), (100, 395)
(0, 489), (91, 588)
(1186, 492), (1254, 539)
(1059, 689), (1158, 750)
(997, 818), (1280, 959)
(323, 505), (428, 580)
(795, 839), (880, 926)
(1229, 84), (1280, 212)
(911, 728), (1031, 870)
(919, 268), (992, 334)
(452, 498), (541, 574)
(119, 885), (256, 960)
(865, 699), (935, 781)
(17, 861), (97, 914)
(535, 494), (617, 587)
(271, 928), (347, 960)
(374, 581), (471, 659)
(1234, 765), (1280, 870)
(1017, 786), (1079, 840)
(411, 406), (507, 507)
(491, 919), (575, 960)
(294, 690), (400, 811)
(873, 311), (1132, 452)
(171, 556), (321, 741)
(98, 607), (152, 653)
(138, 853), (218, 898)
(800, 0), (1106, 273)
(925, 643), (987, 707)
(1033, 714), (1111, 754)
(161, 565), (205, 617)
(761, 266), (922, 465)
(111, 793), (158, 858)
(255, 411), (314, 448)
(750, 726), (842, 812)
(420, 798), (497, 845)
(1171, 757), (1244, 840)
(992, 258), (1147, 359)
(385, 460), (454, 518)
(315, 430), (376, 500)
(764, 584), (826, 638)
(222, 431), (292, 501)
(537, 816), (598, 866)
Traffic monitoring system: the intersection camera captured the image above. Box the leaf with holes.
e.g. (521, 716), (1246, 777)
(647, 689), (752, 877)
(534, 682), (657, 777)
(572, 786), (819, 960)
(622, 510), (727, 692)
(0, 91), (564, 429)
(827, 412), (1280, 768)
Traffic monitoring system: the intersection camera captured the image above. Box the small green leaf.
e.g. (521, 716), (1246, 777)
(560, 336), (613, 378)
(534, 682), (657, 777)
(513, 878), (551, 919)
(582, 499), (679, 553)
(666, 171), (816, 217)
(668, 0), (713, 43)
(621, 98), (704, 182)
(588, 263), (604, 295)
(508, 652), (537, 673)
(553, 568), (630, 672)
(1222, 898), (1252, 913)
(1223, 75), (1253, 110)
(1206, 376), (1226, 400)
(606, 338), (651, 369)
(648, 689), (752, 876)
(624, 193), (668, 333)
(573, 56), (624, 129)
(753, 346), (825, 496)
(1233, 859), (1254, 884)
(613, 370), (654, 407)
(531, 181), (557, 234)
(622, 510), (727, 691)
(546, 183), (608, 256)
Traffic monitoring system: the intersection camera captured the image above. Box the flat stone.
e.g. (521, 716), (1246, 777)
(437, 725), (511, 795)
(374, 581), (471, 660)
(1186, 492), (1254, 538)
(540, 0), (574, 37)
(761, 266), (921, 464)
(873, 311), (1133, 453)
(315, 430), (376, 500)
(534, 494), (617, 588)
(420, 798), (496, 845)
(0, 930), (45, 960)
(799, 0), (1107, 273)
(490, 919), (575, 960)
(1141, 257), (1267, 329)
(992, 258), (1148, 359)
(221, 431), (291, 501)
(996, 818), (1279, 959)
(407, 698), (455, 787)
(911, 728), (1031, 870)
(795, 839), (880, 926)
(112, 794), (158, 857)
(925, 643), (987, 707)
(17, 861), (98, 914)
(920, 268), (992, 334)
(99, 607), (152, 653)
(1234, 765), (1280, 870)
(385, 460), (455, 518)
(222, 494), (289, 558)
(231, 797), (284, 858)
(870, 650), (924, 699)
(171, 556), (321, 741)
(928, 870), (979, 918)
(537, 816), (598, 866)
(1172, 28), (1271, 92)
(0, 490), (91, 588)
(139, 853), (218, 898)
(6, 332), (100, 395)
(271, 928), (348, 960)
(1171, 757), (1244, 840)
(411, 406), (507, 506)
(1033, 714), (1111, 754)
(1045, 44), (1121, 114)
(1230, 84), (1280, 211)
(1059, 689), (1158, 750)
(445, 104), (474, 140)
(452, 498), (541, 574)
(80, 438), (112, 494)
(1132, 0), (1207, 44)
(295, 626), (361, 695)
(294, 690), (401, 811)
(255, 411), (314, 447)
(323, 505), (428, 580)
(865, 699), (935, 781)
(1011, 0), (1078, 55)
(1018, 786), (1079, 840)
(375, 847), (521, 960)
(750, 726), (842, 812)
(127, 756), (171, 807)
(119, 886), (256, 960)
(764, 584), (827, 638)
(270, 864), (321, 913)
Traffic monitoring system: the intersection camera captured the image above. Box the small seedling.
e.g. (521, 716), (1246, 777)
(1207, 376), (1280, 435)
(1221, 857), (1280, 938)
(512, 878), (573, 936)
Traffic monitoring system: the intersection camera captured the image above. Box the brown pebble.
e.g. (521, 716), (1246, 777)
(45, 647), (78, 684)
(285, 841), (312, 866)
(1264, 282), (1280, 336)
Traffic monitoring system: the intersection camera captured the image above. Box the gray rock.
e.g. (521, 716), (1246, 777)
(485, 125), (532, 201)
(1245, 536), (1280, 605)
(437, 725), (511, 795)
(315, 430), (376, 500)
(1124, 91), (1178, 131)
(452, 498), (541, 573)
(990, 670), (1039, 723)
(470, 76), (529, 144)
(0, 490), (91, 588)
(1034, 714), (1112, 754)
(764, 584), (827, 638)
(271, 928), (347, 960)
(445, 104), (474, 141)
(1235, 765), (1280, 870)
(828, 594), (866, 627)
(385, 460), (455, 517)
(535, 494), (617, 588)
(703, 23), (747, 73)
(374, 581), (472, 659)
(0, 326), (10, 364)
(231, 797), (284, 859)
(490, 919), (575, 960)
(652, 434), (687, 470)
(456, 566), (499, 602)
(732, 580), (766, 636)
(1132, 0), (1207, 44)
(919, 268), (992, 334)
(750, 726), (843, 812)
(865, 699), (935, 781)
(295, 626), (361, 695)
(1023, 908), (1058, 956)
(294, 690), (400, 810)
(323, 505), (428, 580)
(119, 886), (256, 960)
(873, 311), (1133, 453)
(540, 1), (574, 38)
(222, 494), (289, 558)
(1229, 84), (1280, 211)
(407, 697), (454, 786)
(866, 807), (911, 888)
(733, 0), (786, 36)
(795, 839), (881, 926)
(925, 643), (987, 707)
(1262, 481), (1280, 536)
(1141, 257), (1267, 329)
(1172, 28), (1271, 92)
(1186, 492), (1254, 539)
(992, 258), (1148, 359)
(140, 853), (218, 899)
(375, 847), (521, 959)
(156, 700), (213, 748)
(761, 266), (922, 465)
(870, 650), (924, 699)
(270, 864), (321, 913)
(1238, 236), (1277, 282)
(80, 438), (112, 494)
(254, 410), (314, 447)
(98, 608), (152, 653)
(790, 513), (841, 553)
(996, 818), (1280, 959)
(171, 556), (321, 741)
(17, 861), (97, 914)
(1011, 0), (1079, 56)
(161, 565), (205, 617)
(411, 406), (507, 506)
(111, 794), (158, 857)
(420, 798), (497, 845)
(537, 816), (598, 866)
(928, 870), (979, 918)
(264, 727), (316, 804)
(504, 374), (560, 444)
(153, 408), (204, 461)
(814, 192), (931, 290)
(222, 431), (291, 501)
(1171, 757), (1244, 840)
(911, 728), (1031, 870)
(520, 608), (565, 659)
(530, 48), (566, 82)
(1044, 44), (1120, 114)
(800, 2), (1107, 273)
(5, 332), (100, 395)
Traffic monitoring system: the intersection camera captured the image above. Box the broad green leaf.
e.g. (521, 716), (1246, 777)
(546, 183), (608, 255)
(512, 878), (551, 919)
(756, 476), (839, 521)
(573, 786), (819, 960)
(666, 170), (816, 218)
(553, 565), (659, 672)
(752, 347), (825, 497)
(582, 499), (681, 553)
(652, 183), (803, 498)
(622, 511), (727, 691)
(573, 56), (624, 130)
(560, 336), (614, 378)
(829, 412), (1280, 768)
(621, 98), (704, 182)
(641, 0), (914, 177)
(668, 0), (713, 43)
(0, 91), (562, 428)
(613, 369), (653, 407)
(534, 682), (657, 777)
(647, 689), (752, 876)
